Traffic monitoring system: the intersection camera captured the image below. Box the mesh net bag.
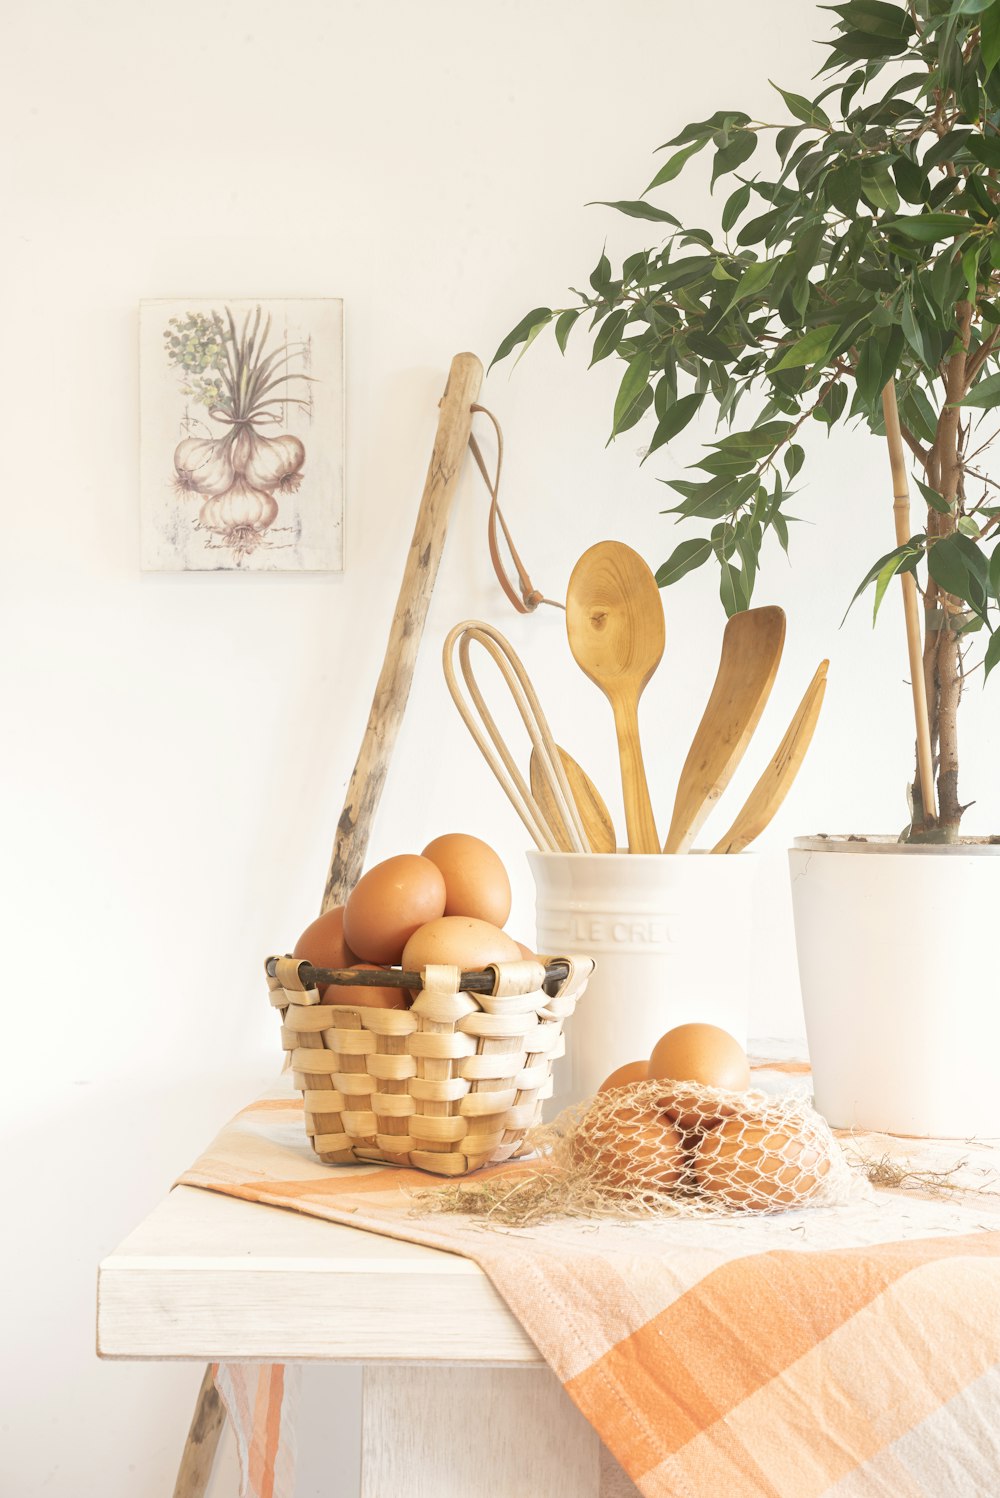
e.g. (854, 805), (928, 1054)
(424, 1077), (858, 1224)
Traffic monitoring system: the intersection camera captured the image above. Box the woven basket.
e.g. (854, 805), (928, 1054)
(266, 953), (591, 1176)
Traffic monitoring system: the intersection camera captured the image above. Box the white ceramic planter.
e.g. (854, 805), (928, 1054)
(789, 837), (1000, 1138)
(528, 851), (755, 1106)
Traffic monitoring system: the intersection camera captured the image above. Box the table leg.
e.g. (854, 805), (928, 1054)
(361, 1365), (601, 1498)
(171, 1364), (225, 1498)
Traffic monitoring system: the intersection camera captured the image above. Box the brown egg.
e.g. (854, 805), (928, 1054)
(328, 963), (410, 1011)
(343, 854), (447, 964)
(648, 1024), (750, 1134)
(293, 906), (356, 995)
(514, 940), (539, 962)
(598, 1060), (649, 1093)
(401, 916), (522, 972)
(648, 1023), (750, 1091)
(421, 834), (512, 926)
(694, 1115), (832, 1211)
(574, 1102), (685, 1194)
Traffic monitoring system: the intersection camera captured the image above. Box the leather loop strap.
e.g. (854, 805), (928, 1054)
(469, 404), (563, 614)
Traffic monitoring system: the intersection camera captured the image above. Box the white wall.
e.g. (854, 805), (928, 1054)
(3, 1), (998, 1494)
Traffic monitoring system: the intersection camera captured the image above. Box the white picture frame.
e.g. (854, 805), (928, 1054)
(140, 298), (345, 571)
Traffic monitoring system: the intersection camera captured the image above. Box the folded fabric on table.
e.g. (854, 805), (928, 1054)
(179, 1062), (1000, 1498)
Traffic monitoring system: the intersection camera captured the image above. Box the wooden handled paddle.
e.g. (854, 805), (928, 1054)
(322, 353), (483, 910)
(530, 745), (617, 854)
(663, 605), (786, 854)
(566, 542), (664, 854)
(711, 660), (829, 854)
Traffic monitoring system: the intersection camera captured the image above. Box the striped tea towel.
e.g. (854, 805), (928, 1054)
(180, 1065), (1000, 1498)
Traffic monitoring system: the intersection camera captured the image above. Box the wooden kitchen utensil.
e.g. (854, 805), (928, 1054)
(711, 660), (829, 854)
(443, 620), (590, 854)
(565, 541), (664, 854)
(663, 605), (786, 854)
(530, 745), (617, 854)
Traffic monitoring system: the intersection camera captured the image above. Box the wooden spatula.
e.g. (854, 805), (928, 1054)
(663, 605), (786, 854)
(712, 660), (828, 854)
(530, 745), (617, 853)
(566, 542), (665, 854)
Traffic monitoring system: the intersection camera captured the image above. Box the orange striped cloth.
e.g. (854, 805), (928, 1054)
(180, 1066), (1000, 1498)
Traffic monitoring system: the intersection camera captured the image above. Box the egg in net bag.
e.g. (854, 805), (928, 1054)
(418, 1078), (858, 1226)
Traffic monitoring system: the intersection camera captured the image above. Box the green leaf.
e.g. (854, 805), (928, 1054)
(927, 535), (971, 599)
(772, 511), (791, 553)
(663, 470), (761, 520)
(610, 352), (653, 439)
(729, 258), (777, 306)
(915, 477), (953, 516)
(661, 112), (751, 149)
(714, 419), (794, 454)
(901, 295), (934, 371)
(826, 27), (909, 59)
(644, 139), (708, 193)
(844, 538), (924, 621)
(590, 253), (612, 293)
(855, 336), (886, 413)
(827, 158), (863, 215)
(984, 630), (1000, 681)
(990, 545), (1000, 600)
(593, 199), (682, 224)
(953, 532), (990, 592)
(983, 4), (1000, 78)
(736, 208), (781, 246)
(611, 381), (654, 437)
(769, 80), (831, 129)
(872, 548), (906, 622)
(589, 308), (628, 367)
(784, 443), (805, 478)
(902, 384), (939, 447)
(772, 324), (837, 371)
(960, 371), (1000, 408)
(829, 2), (913, 39)
(722, 182), (752, 232)
(860, 159), (899, 212)
(962, 245), (981, 306)
(813, 381), (849, 426)
(719, 559), (747, 616)
(686, 329), (732, 360)
(554, 309), (582, 355)
(968, 135), (1000, 168)
(892, 155), (927, 206)
(655, 537), (714, 587)
(712, 130), (757, 187)
(644, 391), (705, 459)
(883, 213), (975, 242)
(490, 307), (551, 370)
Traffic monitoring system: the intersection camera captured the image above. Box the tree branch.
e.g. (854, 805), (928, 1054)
(965, 327), (1000, 384)
(899, 422), (930, 469)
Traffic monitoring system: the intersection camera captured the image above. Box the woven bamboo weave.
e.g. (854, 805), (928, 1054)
(267, 954), (592, 1175)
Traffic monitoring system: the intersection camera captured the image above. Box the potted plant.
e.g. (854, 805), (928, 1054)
(494, 0), (1000, 1136)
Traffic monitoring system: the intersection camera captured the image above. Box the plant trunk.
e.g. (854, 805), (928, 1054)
(919, 302), (971, 839)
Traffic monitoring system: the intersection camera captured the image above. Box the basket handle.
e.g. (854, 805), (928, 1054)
(264, 955), (571, 994)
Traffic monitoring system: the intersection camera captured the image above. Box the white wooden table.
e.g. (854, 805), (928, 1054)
(97, 1183), (636, 1497)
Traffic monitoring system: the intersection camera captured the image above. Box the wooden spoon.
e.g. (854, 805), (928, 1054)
(530, 746), (617, 854)
(566, 542), (664, 853)
(663, 605), (786, 853)
(712, 660), (829, 854)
